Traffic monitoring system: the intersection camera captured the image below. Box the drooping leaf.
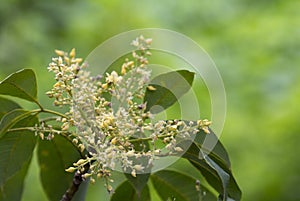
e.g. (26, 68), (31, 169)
(182, 129), (242, 201)
(0, 109), (36, 138)
(144, 70), (195, 113)
(0, 97), (21, 120)
(193, 129), (241, 201)
(151, 170), (216, 201)
(0, 113), (37, 201)
(193, 128), (231, 172)
(110, 180), (150, 201)
(204, 155), (231, 201)
(38, 134), (83, 201)
(0, 69), (38, 103)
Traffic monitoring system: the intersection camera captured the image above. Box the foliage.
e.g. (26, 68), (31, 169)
(0, 37), (241, 201)
(0, 1), (299, 200)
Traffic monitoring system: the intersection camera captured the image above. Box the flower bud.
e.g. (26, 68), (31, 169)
(55, 49), (65, 56)
(39, 132), (44, 140)
(74, 159), (86, 166)
(147, 85), (156, 91)
(131, 170), (136, 177)
(133, 164), (144, 171)
(90, 178), (95, 184)
(75, 58), (83, 63)
(169, 125), (177, 131)
(70, 48), (76, 58)
(65, 167), (76, 173)
(145, 38), (152, 45)
(174, 147), (183, 152)
(83, 173), (92, 179)
(107, 185), (113, 193)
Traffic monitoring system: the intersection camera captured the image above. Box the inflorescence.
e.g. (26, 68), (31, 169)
(41, 36), (211, 193)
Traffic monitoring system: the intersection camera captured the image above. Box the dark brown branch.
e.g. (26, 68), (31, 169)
(60, 172), (84, 201)
(60, 165), (89, 201)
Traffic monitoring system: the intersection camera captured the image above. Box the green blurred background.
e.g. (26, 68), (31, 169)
(1, 0), (299, 200)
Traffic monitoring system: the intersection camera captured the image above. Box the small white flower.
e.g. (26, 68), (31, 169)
(106, 71), (122, 84)
(127, 150), (135, 157)
(174, 147), (183, 152)
(154, 149), (161, 155)
(133, 164), (144, 171)
(166, 143), (173, 150)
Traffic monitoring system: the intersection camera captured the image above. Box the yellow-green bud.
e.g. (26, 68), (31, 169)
(55, 49), (65, 56)
(147, 85), (156, 91)
(69, 48), (76, 58)
(65, 167), (76, 173)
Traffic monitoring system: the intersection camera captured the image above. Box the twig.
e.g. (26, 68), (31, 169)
(60, 165), (89, 201)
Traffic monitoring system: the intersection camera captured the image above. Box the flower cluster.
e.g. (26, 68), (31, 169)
(43, 36), (211, 192)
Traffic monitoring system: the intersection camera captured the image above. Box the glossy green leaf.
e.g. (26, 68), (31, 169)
(151, 170), (216, 201)
(124, 173), (150, 199)
(195, 130), (241, 201)
(0, 113), (37, 201)
(0, 109), (36, 138)
(204, 155), (231, 201)
(110, 180), (150, 201)
(38, 135), (83, 201)
(0, 160), (31, 201)
(144, 70), (195, 113)
(182, 129), (242, 201)
(0, 97), (21, 120)
(0, 69), (38, 103)
(193, 129), (231, 172)
(144, 85), (176, 114)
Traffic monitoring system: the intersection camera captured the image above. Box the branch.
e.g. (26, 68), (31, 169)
(60, 165), (89, 201)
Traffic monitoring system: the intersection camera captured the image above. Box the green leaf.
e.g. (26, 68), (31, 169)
(0, 160), (31, 201)
(0, 113), (37, 201)
(144, 85), (176, 114)
(0, 69), (38, 103)
(204, 156), (231, 201)
(194, 129), (231, 172)
(110, 180), (150, 201)
(124, 173), (150, 199)
(0, 109), (36, 138)
(151, 170), (216, 201)
(38, 134), (83, 201)
(182, 129), (242, 200)
(0, 97), (21, 120)
(144, 70), (195, 113)
(193, 129), (241, 201)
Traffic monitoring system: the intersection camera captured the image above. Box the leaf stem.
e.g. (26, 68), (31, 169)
(7, 126), (84, 157)
(40, 108), (68, 119)
(34, 99), (44, 110)
(6, 127), (36, 132)
(20, 108), (67, 119)
(39, 116), (58, 123)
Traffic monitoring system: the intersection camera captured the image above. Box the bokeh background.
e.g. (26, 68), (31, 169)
(1, 0), (300, 201)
